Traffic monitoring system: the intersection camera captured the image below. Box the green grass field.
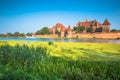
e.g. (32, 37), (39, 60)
(0, 41), (120, 80)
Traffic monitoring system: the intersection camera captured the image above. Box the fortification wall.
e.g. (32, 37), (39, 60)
(35, 32), (120, 39)
(71, 32), (120, 38)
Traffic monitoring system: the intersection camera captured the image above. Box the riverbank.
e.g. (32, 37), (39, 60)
(0, 41), (120, 60)
(35, 32), (120, 39)
(0, 37), (120, 44)
(0, 41), (120, 79)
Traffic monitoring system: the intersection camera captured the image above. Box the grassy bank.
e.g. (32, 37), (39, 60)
(0, 41), (120, 80)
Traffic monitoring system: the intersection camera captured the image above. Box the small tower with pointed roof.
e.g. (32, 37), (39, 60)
(85, 18), (89, 22)
(60, 27), (65, 37)
(66, 25), (72, 37)
(103, 19), (110, 32)
(76, 21), (80, 27)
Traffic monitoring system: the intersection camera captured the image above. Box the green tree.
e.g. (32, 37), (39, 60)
(36, 27), (50, 35)
(0, 34), (6, 37)
(26, 33), (32, 36)
(7, 33), (13, 37)
(86, 27), (93, 32)
(74, 26), (85, 33)
(19, 33), (25, 37)
(55, 28), (59, 34)
(14, 32), (20, 37)
(111, 29), (118, 32)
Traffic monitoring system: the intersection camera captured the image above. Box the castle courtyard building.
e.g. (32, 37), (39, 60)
(49, 19), (110, 37)
(76, 19), (110, 32)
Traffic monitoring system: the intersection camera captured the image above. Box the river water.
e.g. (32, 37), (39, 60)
(0, 38), (120, 44)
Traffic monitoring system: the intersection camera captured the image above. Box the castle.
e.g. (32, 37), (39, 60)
(49, 23), (72, 37)
(76, 18), (110, 32)
(49, 19), (110, 37)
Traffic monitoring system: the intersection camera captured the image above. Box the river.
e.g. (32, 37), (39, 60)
(0, 38), (120, 44)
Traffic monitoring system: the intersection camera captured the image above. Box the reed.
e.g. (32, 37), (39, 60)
(0, 41), (120, 80)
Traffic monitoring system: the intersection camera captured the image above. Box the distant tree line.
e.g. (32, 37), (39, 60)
(0, 32), (32, 38)
(0, 27), (51, 38)
(110, 29), (120, 32)
(0, 27), (120, 38)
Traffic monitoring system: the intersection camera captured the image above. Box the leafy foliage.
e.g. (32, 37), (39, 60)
(14, 32), (21, 37)
(0, 34), (6, 37)
(111, 29), (120, 32)
(48, 41), (54, 45)
(86, 27), (93, 32)
(74, 26), (85, 33)
(55, 28), (59, 34)
(0, 41), (120, 80)
(0, 32), (25, 38)
(26, 32), (32, 37)
(36, 27), (50, 35)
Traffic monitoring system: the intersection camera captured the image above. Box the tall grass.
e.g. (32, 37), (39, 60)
(0, 41), (120, 80)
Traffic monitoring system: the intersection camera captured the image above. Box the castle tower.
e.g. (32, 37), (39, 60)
(66, 25), (72, 37)
(60, 27), (65, 37)
(76, 21), (80, 27)
(103, 19), (110, 32)
(85, 18), (89, 22)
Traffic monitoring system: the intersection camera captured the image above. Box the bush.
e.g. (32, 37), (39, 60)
(76, 36), (79, 39)
(36, 27), (50, 35)
(93, 37), (96, 39)
(74, 26), (85, 33)
(86, 27), (93, 32)
(116, 37), (120, 39)
(0, 41), (120, 80)
(48, 41), (54, 45)
(111, 29), (118, 32)
(0, 42), (48, 80)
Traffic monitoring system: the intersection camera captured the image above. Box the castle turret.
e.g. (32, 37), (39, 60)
(60, 27), (65, 37)
(85, 18), (89, 22)
(66, 25), (72, 37)
(76, 21), (80, 27)
(103, 19), (110, 32)
(103, 19), (110, 25)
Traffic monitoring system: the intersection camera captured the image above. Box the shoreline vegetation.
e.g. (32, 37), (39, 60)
(0, 28), (120, 39)
(0, 36), (120, 40)
(0, 41), (120, 79)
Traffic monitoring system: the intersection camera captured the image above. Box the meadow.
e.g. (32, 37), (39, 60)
(0, 41), (120, 80)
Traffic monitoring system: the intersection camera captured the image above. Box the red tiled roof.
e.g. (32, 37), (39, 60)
(77, 21), (91, 27)
(54, 23), (66, 29)
(103, 19), (110, 25)
(60, 27), (65, 32)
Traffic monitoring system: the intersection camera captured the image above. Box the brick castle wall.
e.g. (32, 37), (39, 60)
(71, 32), (120, 38)
(35, 32), (120, 39)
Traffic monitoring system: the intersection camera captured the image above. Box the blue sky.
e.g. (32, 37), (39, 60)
(0, 0), (120, 33)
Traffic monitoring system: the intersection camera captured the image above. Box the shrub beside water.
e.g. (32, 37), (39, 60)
(116, 37), (120, 39)
(48, 41), (54, 45)
(0, 41), (120, 80)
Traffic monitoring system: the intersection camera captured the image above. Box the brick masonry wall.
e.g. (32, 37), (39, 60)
(35, 32), (120, 39)
(71, 32), (120, 38)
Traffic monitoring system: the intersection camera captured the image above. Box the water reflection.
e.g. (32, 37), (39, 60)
(0, 38), (120, 44)
(52, 38), (120, 44)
